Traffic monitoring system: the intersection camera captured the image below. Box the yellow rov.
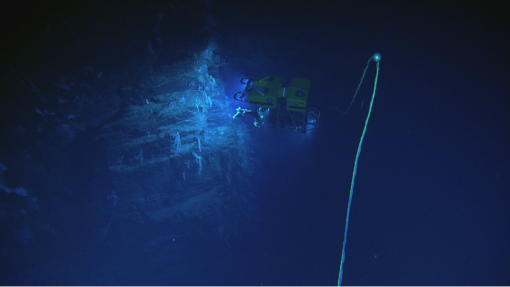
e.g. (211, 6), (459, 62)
(233, 76), (320, 133)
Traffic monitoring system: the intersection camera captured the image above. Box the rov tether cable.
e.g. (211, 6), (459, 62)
(338, 53), (381, 286)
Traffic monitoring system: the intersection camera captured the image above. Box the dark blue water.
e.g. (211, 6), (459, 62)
(0, 0), (508, 285)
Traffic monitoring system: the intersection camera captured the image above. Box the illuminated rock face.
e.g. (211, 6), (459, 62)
(105, 42), (255, 228)
(0, 3), (264, 283)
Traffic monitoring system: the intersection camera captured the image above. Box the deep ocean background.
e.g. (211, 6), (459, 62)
(0, 0), (508, 285)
